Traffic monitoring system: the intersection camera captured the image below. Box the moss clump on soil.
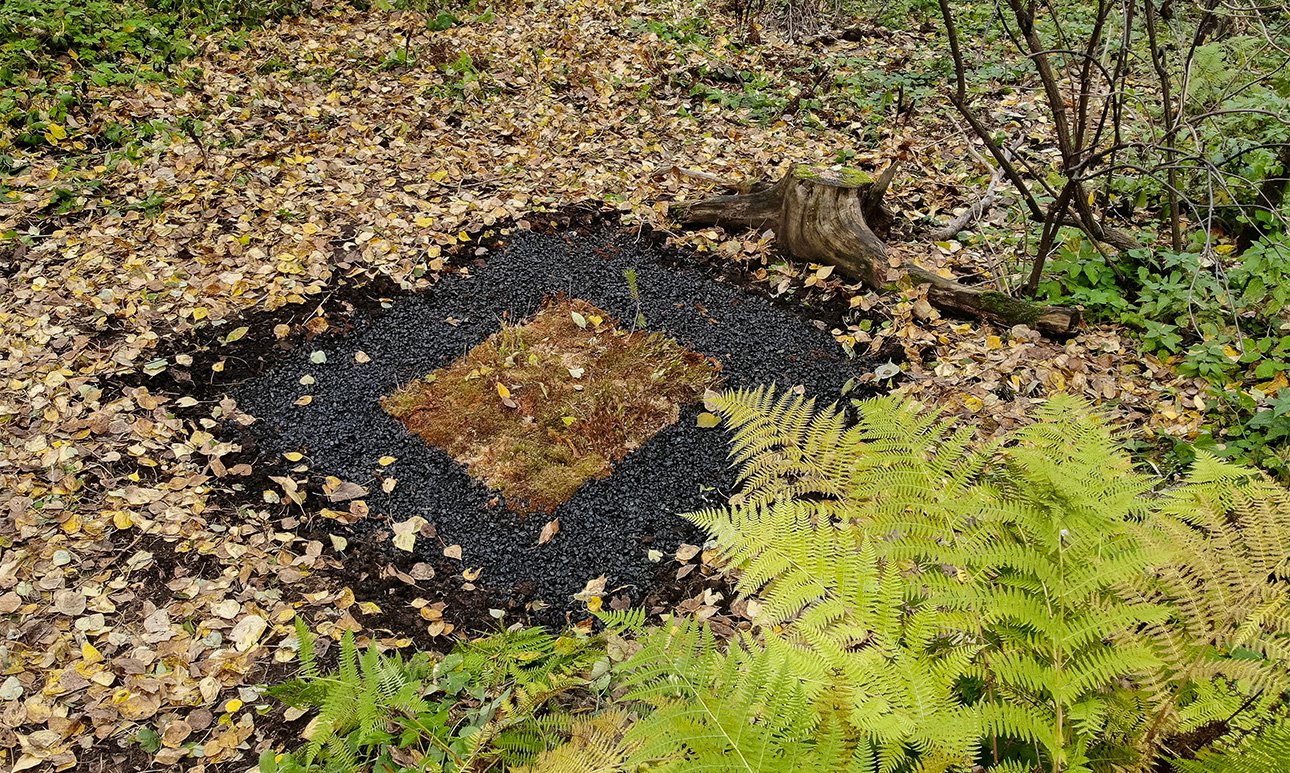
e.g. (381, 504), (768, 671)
(382, 296), (723, 514)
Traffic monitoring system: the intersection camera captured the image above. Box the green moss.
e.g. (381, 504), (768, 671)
(792, 165), (872, 187)
(978, 291), (1043, 325)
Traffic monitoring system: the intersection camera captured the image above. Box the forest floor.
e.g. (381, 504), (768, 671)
(0, 0), (1214, 769)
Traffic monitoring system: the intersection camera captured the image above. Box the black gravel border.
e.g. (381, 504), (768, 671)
(232, 226), (869, 625)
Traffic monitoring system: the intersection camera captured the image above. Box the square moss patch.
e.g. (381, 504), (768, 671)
(381, 296), (722, 513)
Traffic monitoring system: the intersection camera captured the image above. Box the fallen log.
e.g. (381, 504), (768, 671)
(668, 165), (1081, 336)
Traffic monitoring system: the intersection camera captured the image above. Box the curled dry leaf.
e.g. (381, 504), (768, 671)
(538, 518), (560, 545)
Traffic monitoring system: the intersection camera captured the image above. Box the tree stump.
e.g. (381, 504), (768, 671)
(669, 165), (1081, 336)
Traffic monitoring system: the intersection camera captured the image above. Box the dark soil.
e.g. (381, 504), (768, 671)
(230, 225), (872, 629)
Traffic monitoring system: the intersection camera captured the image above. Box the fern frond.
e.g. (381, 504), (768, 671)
(295, 618), (319, 679)
(1171, 719), (1290, 773)
(515, 709), (640, 773)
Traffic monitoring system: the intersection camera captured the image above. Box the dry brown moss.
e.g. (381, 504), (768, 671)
(381, 296), (723, 514)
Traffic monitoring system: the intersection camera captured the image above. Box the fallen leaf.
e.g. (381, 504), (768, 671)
(392, 516), (428, 551)
(325, 480), (368, 501)
(675, 543), (701, 562)
(229, 615), (268, 652)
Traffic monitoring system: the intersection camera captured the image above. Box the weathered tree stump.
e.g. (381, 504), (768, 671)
(669, 165), (1081, 335)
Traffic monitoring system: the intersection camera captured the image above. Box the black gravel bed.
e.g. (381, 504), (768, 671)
(232, 227), (868, 626)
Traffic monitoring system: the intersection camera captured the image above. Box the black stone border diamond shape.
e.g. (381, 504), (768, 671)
(232, 226), (865, 625)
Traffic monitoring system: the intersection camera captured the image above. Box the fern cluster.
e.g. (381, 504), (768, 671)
(264, 621), (607, 773)
(265, 389), (1290, 773)
(625, 388), (1290, 773)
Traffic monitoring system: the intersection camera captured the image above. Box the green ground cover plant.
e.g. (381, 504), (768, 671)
(268, 388), (1290, 772)
(0, 0), (305, 152)
(1041, 233), (1290, 480)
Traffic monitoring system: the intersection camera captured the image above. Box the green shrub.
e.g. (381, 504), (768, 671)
(1041, 233), (1290, 481)
(0, 0), (306, 150)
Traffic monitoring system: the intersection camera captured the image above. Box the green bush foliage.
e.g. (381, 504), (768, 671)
(1041, 233), (1290, 480)
(268, 389), (1290, 772)
(0, 0), (305, 150)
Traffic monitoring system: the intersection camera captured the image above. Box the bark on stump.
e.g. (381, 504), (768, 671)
(669, 165), (1080, 336)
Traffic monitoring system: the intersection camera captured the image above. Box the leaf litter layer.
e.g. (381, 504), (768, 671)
(231, 226), (863, 631)
(382, 296), (723, 514)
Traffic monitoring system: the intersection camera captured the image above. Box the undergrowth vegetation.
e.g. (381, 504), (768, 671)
(1042, 233), (1290, 480)
(0, 0), (308, 153)
(268, 388), (1290, 772)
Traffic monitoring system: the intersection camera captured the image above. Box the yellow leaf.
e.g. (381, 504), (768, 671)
(295, 395), (313, 406)
(224, 699), (243, 713)
(48, 123), (68, 140)
(561, 416), (576, 426)
(963, 396), (984, 412)
(224, 326), (249, 343)
(496, 382), (511, 399)
(283, 451), (304, 462)
(414, 216), (435, 227)
(586, 596), (603, 612)
(696, 412), (721, 428)
(112, 511), (134, 529)
(1222, 345), (1242, 360)
(985, 335), (1003, 350)
(587, 314), (603, 327)
(1214, 244), (1236, 255)
(82, 642), (104, 664)
(392, 516), (427, 552)
(378, 455), (396, 466)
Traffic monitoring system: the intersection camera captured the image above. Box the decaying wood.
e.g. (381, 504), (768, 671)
(669, 165), (1081, 336)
